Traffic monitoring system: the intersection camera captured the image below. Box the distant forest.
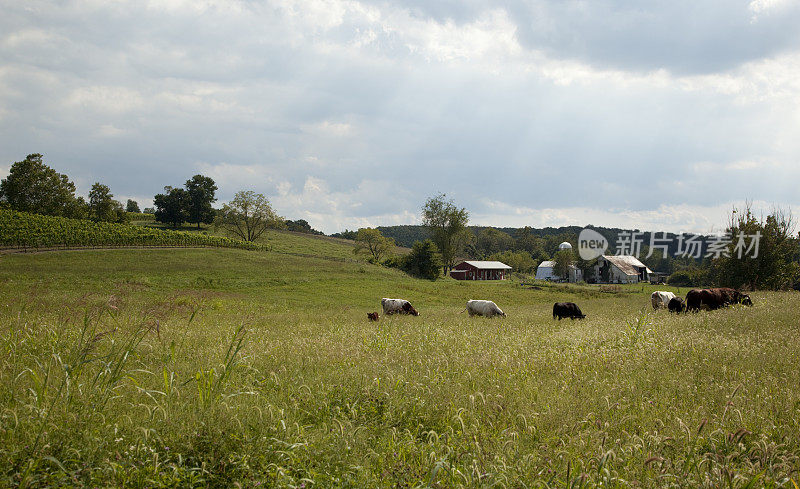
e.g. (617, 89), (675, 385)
(331, 224), (715, 276)
(375, 225), (706, 258)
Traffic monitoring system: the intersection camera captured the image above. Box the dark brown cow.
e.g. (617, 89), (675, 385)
(401, 302), (419, 316)
(718, 287), (753, 306)
(668, 297), (686, 313)
(553, 302), (586, 320)
(367, 312), (380, 321)
(686, 288), (752, 311)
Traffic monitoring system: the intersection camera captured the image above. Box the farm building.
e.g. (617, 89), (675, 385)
(594, 255), (652, 283)
(535, 261), (583, 283)
(450, 261), (512, 280)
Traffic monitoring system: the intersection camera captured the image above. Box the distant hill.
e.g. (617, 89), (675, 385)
(374, 225), (712, 271)
(376, 224), (682, 248)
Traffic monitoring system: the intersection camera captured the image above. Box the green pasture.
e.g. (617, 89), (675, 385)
(0, 245), (798, 487)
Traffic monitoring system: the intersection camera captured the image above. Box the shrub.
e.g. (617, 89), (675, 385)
(668, 268), (709, 287)
(402, 240), (442, 280)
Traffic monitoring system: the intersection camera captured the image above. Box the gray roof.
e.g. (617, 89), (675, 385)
(601, 255), (653, 276)
(460, 260), (512, 270)
(538, 260), (577, 270)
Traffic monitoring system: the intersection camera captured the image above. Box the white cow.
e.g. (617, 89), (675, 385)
(381, 298), (419, 316)
(651, 291), (677, 309)
(465, 300), (506, 318)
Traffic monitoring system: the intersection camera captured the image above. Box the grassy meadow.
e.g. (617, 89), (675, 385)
(1, 241), (799, 487)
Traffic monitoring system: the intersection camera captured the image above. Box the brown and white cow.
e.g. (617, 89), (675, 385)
(651, 291), (677, 309)
(381, 298), (420, 316)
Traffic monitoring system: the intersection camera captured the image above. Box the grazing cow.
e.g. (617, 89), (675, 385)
(381, 298), (420, 316)
(651, 291), (677, 309)
(668, 297), (686, 313)
(465, 300), (506, 318)
(553, 302), (586, 320)
(718, 287), (753, 306)
(686, 288), (752, 311)
(367, 312), (380, 321)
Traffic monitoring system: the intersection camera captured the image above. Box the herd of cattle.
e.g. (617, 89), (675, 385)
(372, 297), (586, 320)
(651, 288), (752, 312)
(371, 288), (752, 321)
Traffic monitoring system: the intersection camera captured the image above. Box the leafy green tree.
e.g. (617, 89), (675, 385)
(216, 191), (284, 241)
(402, 240), (442, 280)
(88, 183), (126, 223)
(184, 175), (217, 229)
(126, 199), (140, 213)
(154, 186), (188, 228)
(285, 219), (323, 235)
(552, 249), (575, 281)
(0, 154), (85, 218)
(711, 205), (800, 290)
(331, 229), (358, 240)
(476, 227), (514, 257)
(421, 193), (469, 274)
(489, 250), (536, 273)
(353, 228), (396, 262)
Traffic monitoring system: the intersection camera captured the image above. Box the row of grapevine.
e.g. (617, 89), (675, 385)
(0, 210), (271, 252)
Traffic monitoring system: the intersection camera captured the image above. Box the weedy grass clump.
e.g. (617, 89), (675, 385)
(1, 248), (800, 487)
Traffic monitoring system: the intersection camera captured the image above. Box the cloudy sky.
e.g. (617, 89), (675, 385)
(1, 0), (799, 234)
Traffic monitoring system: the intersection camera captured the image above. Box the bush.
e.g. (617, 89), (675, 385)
(402, 240), (442, 280)
(382, 254), (404, 269)
(668, 268), (708, 287)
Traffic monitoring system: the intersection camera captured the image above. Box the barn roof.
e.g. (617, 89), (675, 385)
(538, 260), (577, 270)
(461, 260), (512, 269)
(601, 255), (653, 276)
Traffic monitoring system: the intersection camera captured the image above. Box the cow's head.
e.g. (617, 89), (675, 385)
(402, 302), (420, 316)
(741, 294), (753, 306)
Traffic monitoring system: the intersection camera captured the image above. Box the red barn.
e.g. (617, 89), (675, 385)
(450, 260), (512, 280)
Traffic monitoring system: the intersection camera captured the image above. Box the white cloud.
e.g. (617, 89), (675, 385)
(1, 0), (799, 235)
(749, 0), (796, 16)
(473, 200), (792, 236)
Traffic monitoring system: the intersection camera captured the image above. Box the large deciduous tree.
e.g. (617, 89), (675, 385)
(353, 228), (396, 262)
(0, 154), (85, 218)
(185, 175), (217, 229)
(476, 227), (514, 257)
(711, 204), (800, 290)
(552, 249), (575, 281)
(421, 193), (469, 273)
(216, 191), (284, 241)
(126, 199), (140, 213)
(154, 186), (188, 228)
(89, 183), (127, 223)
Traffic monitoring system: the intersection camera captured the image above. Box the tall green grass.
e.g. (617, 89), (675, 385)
(1, 248), (799, 487)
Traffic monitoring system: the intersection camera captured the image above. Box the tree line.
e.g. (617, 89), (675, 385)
(347, 194), (800, 289)
(0, 154), (317, 243)
(4, 154), (797, 289)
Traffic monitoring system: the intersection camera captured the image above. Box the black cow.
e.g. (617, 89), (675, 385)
(686, 288), (752, 311)
(553, 302), (586, 320)
(667, 297), (686, 313)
